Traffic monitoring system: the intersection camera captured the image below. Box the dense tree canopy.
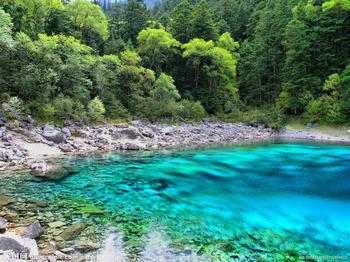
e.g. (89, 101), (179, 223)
(0, 8), (13, 48)
(0, 0), (350, 127)
(65, 0), (108, 40)
(137, 27), (180, 74)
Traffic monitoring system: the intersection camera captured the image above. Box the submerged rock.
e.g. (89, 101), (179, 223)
(48, 221), (65, 228)
(31, 161), (73, 181)
(40, 243), (57, 256)
(74, 241), (99, 252)
(60, 223), (86, 241)
(30, 160), (51, 173)
(0, 196), (13, 207)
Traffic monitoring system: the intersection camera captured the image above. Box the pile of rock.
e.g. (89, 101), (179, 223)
(0, 127), (28, 168)
(0, 217), (42, 259)
(0, 118), (274, 171)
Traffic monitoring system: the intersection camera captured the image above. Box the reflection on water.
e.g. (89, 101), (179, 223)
(1, 142), (350, 259)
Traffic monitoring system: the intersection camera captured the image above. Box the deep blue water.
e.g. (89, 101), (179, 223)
(1, 142), (350, 259)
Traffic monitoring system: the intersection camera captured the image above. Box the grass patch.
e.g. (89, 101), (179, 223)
(287, 117), (350, 137)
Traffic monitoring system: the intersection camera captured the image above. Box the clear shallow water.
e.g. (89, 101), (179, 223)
(1, 142), (350, 259)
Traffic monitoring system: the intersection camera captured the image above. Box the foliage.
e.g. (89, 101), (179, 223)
(179, 100), (206, 120)
(123, 0), (149, 43)
(305, 73), (343, 123)
(16, 0), (64, 37)
(340, 63), (350, 117)
(65, 0), (109, 40)
(144, 73), (181, 119)
(304, 96), (341, 123)
(323, 0), (350, 11)
(87, 96), (106, 122)
(137, 28), (180, 73)
(239, 0), (293, 107)
(281, 15), (320, 114)
(2, 96), (24, 120)
(242, 107), (287, 131)
(117, 50), (156, 111)
(190, 0), (218, 40)
(0, 8), (14, 48)
(168, 0), (194, 43)
(182, 35), (240, 114)
(2, 0), (350, 126)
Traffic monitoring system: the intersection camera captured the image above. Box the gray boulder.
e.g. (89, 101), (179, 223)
(30, 161), (49, 173)
(0, 237), (29, 254)
(22, 221), (44, 239)
(70, 141), (84, 150)
(61, 127), (72, 138)
(0, 148), (19, 162)
(161, 127), (175, 136)
(0, 127), (5, 138)
(119, 128), (139, 139)
(123, 143), (141, 150)
(31, 162), (72, 181)
(3, 134), (12, 143)
(78, 130), (89, 138)
(140, 128), (155, 138)
(111, 130), (120, 139)
(42, 125), (64, 144)
(24, 115), (36, 126)
(59, 143), (74, 152)
(6, 122), (15, 130)
(0, 112), (6, 123)
(115, 124), (129, 128)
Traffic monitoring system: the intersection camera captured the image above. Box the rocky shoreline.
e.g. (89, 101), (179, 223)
(0, 119), (274, 172)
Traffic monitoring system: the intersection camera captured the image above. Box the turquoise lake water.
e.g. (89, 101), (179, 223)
(1, 142), (350, 260)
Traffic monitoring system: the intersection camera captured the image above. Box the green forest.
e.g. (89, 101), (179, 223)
(0, 0), (350, 129)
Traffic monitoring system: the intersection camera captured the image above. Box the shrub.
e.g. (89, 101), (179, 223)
(242, 108), (286, 130)
(101, 95), (129, 120)
(52, 96), (74, 120)
(72, 100), (87, 121)
(88, 96), (106, 122)
(0, 93), (10, 103)
(41, 103), (56, 120)
(304, 95), (341, 123)
(107, 100), (129, 120)
(144, 73), (181, 120)
(180, 100), (206, 121)
(2, 96), (24, 120)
